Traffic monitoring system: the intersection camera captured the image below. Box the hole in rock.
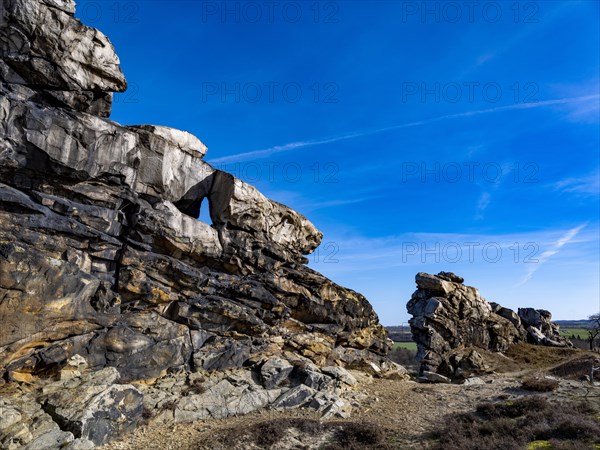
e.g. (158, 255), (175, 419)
(173, 195), (213, 226)
(198, 197), (213, 225)
(172, 175), (218, 226)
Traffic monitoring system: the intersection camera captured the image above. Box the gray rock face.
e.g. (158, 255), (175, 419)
(42, 368), (143, 446)
(0, 369), (143, 448)
(0, 0), (126, 91)
(419, 371), (451, 384)
(407, 272), (570, 379)
(0, 392), (93, 450)
(519, 308), (565, 347)
(132, 363), (362, 427)
(271, 385), (317, 409)
(261, 357), (294, 389)
(0, 0), (394, 445)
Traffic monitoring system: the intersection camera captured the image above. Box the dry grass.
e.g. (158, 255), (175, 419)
(549, 355), (600, 380)
(477, 344), (598, 376)
(504, 344), (583, 369)
(521, 377), (559, 392)
(431, 397), (600, 450)
(212, 418), (391, 450)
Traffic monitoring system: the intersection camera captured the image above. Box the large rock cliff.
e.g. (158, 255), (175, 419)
(0, 1), (395, 447)
(407, 272), (570, 381)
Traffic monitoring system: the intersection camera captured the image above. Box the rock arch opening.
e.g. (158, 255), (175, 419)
(198, 197), (212, 225)
(172, 173), (217, 226)
(173, 195), (213, 226)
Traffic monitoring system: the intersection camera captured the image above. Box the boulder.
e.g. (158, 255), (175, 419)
(527, 326), (547, 345)
(415, 272), (454, 295)
(208, 170), (323, 259)
(519, 308), (543, 328)
(496, 306), (523, 330)
(261, 357), (294, 389)
(271, 385), (317, 409)
(321, 366), (358, 386)
(41, 368), (143, 446)
(519, 308), (567, 346)
(321, 398), (352, 419)
(1, 368), (141, 447)
(419, 371), (451, 384)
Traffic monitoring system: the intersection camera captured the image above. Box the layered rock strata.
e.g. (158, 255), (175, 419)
(0, 1), (396, 447)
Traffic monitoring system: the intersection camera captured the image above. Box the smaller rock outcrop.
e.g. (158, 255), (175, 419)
(516, 307), (565, 347)
(407, 272), (570, 380)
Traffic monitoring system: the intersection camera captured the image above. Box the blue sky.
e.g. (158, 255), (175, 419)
(76, 0), (599, 325)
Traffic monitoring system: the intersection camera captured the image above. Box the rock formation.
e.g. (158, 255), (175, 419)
(407, 272), (570, 381)
(0, 1), (398, 447)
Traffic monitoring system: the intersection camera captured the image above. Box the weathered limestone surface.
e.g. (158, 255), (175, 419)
(407, 272), (571, 380)
(0, 1), (395, 447)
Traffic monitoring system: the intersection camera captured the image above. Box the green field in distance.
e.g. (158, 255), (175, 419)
(392, 341), (417, 351)
(559, 328), (590, 339)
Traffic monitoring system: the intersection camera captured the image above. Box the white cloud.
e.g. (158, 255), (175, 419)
(554, 174), (600, 196)
(475, 192), (491, 219)
(311, 226), (594, 273)
(303, 196), (378, 210)
(515, 223), (588, 286)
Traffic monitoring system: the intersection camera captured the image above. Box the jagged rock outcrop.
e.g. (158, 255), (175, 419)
(407, 272), (570, 380)
(0, 1), (396, 447)
(514, 307), (566, 347)
(0, 0), (126, 117)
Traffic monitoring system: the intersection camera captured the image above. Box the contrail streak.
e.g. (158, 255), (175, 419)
(208, 94), (599, 165)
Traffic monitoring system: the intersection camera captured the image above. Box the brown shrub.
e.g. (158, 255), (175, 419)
(432, 397), (600, 450)
(550, 356), (600, 380)
(323, 422), (390, 450)
(253, 420), (289, 447)
(214, 418), (390, 449)
(140, 406), (155, 424)
(521, 377), (559, 392)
